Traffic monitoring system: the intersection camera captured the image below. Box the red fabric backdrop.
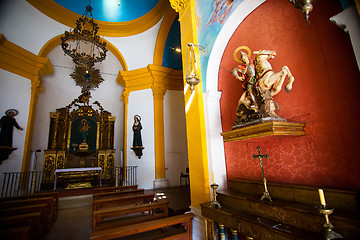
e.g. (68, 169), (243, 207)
(218, 0), (360, 190)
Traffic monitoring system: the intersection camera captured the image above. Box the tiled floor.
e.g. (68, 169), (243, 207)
(46, 195), (93, 240)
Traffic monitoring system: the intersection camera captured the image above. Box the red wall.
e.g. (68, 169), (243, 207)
(219, 0), (360, 190)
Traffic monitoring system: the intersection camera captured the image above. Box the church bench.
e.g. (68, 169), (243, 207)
(0, 191), (59, 219)
(93, 185), (138, 194)
(93, 193), (155, 211)
(93, 200), (169, 231)
(0, 225), (31, 240)
(93, 188), (145, 201)
(0, 203), (49, 226)
(0, 196), (57, 223)
(0, 212), (45, 239)
(89, 213), (195, 240)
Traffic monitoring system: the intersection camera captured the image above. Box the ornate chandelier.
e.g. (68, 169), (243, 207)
(61, 1), (108, 68)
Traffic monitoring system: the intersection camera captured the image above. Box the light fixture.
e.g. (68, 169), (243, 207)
(169, 47), (181, 53)
(289, 0), (318, 22)
(70, 65), (104, 92)
(61, 0), (108, 69)
(185, 43), (206, 93)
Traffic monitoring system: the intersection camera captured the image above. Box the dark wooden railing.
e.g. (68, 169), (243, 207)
(1, 166), (138, 198)
(1, 171), (43, 197)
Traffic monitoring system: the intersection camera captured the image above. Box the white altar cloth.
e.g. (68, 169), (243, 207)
(53, 167), (102, 190)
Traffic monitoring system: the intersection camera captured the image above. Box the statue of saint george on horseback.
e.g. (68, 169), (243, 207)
(231, 46), (295, 128)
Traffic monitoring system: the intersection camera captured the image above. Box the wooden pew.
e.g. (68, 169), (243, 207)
(93, 200), (169, 231)
(0, 212), (44, 239)
(90, 213), (195, 240)
(93, 185), (138, 194)
(0, 225), (31, 240)
(0, 203), (48, 220)
(0, 196), (57, 223)
(93, 193), (155, 211)
(93, 188), (145, 201)
(0, 191), (59, 220)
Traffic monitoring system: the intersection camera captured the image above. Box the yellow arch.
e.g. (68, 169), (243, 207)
(153, 8), (178, 66)
(38, 35), (128, 71)
(27, 0), (169, 37)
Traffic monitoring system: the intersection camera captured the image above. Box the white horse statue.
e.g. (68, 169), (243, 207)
(253, 50), (294, 96)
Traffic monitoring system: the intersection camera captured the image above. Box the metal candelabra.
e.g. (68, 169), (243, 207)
(210, 183), (221, 209)
(319, 206), (343, 239)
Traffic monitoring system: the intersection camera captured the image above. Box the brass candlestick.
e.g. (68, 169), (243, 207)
(210, 183), (221, 209)
(319, 206), (343, 240)
(260, 178), (272, 201)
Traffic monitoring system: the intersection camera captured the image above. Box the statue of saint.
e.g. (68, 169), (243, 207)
(0, 109), (23, 147)
(231, 47), (295, 128)
(132, 115), (143, 147)
(80, 119), (90, 144)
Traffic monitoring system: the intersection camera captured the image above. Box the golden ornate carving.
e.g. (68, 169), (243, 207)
(152, 85), (167, 100)
(31, 77), (44, 96)
(169, 0), (190, 13)
(120, 89), (130, 103)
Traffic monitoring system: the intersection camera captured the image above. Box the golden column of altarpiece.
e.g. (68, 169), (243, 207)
(42, 93), (116, 184)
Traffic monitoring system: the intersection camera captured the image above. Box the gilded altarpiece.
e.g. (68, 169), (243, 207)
(43, 96), (116, 183)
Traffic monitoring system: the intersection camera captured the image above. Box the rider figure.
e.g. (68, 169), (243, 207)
(232, 51), (258, 110)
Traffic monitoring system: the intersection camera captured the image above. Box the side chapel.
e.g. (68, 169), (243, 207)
(0, 0), (360, 239)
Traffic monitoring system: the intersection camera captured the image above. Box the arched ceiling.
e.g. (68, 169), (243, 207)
(53, 0), (159, 22)
(27, 0), (169, 37)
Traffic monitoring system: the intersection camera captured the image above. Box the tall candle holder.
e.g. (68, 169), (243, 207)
(319, 206), (343, 239)
(210, 183), (221, 209)
(318, 189), (343, 239)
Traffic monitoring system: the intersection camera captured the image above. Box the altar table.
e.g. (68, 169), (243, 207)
(53, 167), (102, 190)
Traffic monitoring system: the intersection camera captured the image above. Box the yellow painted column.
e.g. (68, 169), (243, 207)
(151, 84), (168, 187)
(120, 89), (130, 172)
(21, 77), (43, 172)
(170, 0), (211, 208)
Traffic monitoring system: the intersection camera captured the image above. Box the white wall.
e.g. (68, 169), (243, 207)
(104, 16), (162, 71)
(0, 69), (31, 189)
(0, 0), (69, 55)
(127, 89), (155, 189)
(164, 90), (188, 187)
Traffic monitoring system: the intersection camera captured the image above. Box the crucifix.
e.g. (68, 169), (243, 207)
(253, 145), (272, 201)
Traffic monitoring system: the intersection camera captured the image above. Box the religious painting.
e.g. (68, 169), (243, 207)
(69, 115), (97, 151)
(195, 0), (243, 90)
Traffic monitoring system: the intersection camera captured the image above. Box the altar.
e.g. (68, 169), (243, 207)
(42, 92), (116, 188)
(53, 167), (102, 190)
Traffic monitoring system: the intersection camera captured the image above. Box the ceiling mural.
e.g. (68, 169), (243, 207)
(53, 0), (160, 22)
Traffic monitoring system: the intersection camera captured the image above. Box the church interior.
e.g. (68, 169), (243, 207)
(0, 0), (359, 239)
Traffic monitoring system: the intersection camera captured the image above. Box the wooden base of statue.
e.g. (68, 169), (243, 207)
(221, 120), (305, 142)
(131, 146), (144, 159)
(0, 146), (17, 164)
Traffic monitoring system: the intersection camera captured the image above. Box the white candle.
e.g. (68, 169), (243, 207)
(318, 189), (326, 206)
(212, 173), (215, 183)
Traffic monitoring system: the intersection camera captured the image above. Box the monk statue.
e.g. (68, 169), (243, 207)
(231, 46), (295, 128)
(0, 109), (23, 147)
